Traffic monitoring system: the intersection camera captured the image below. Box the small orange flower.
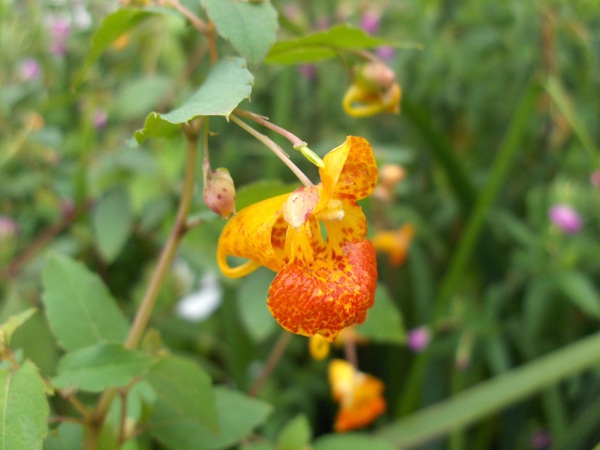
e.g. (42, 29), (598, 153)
(328, 359), (386, 432)
(217, 136), (378, 341)
(343, 62), (401, 118)
(372, 223), (415, 266)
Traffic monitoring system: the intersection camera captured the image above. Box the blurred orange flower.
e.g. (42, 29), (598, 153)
(343, 62), (401, 118)
(218, 136), (379, 341)
(328, 359), (386, 432)
(371, 223), (415, 266)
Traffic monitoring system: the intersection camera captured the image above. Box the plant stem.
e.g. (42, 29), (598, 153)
(230, 115), (314, 188)
(248, 331), (293, 397)
(84, 120), (201, 449)
(234, 109), (306, 147)
(162, 0), (209, 34)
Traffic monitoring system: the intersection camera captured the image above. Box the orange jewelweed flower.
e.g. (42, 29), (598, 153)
(328, 359), (386, 432)
(217, 136), (378, 341)
(343, 82), (401, 118)
(372, 223), (415, 267)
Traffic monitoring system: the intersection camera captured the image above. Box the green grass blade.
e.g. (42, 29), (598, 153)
(434, 79), (541, 318)
(376, 329), (600, 448)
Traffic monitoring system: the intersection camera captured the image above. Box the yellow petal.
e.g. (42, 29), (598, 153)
(217, 193), (290, 277)
(327, 359), (387, 432)
(371, 223), (415, 267)
(320, 137), (378, 202)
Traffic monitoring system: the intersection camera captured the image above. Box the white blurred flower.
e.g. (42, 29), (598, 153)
(176, 272), (223, 322)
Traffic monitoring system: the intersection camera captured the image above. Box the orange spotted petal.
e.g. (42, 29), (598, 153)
(217, 193), (290, 277)
(328, 359), (387, 432)
(267, 239), (377, 341)
(334, 375), (386, 432)
(320, 136), (378, 202)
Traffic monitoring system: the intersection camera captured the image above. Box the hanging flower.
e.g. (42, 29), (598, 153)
(371, 223), (415, 266)
(218, 136), (378, 341)
(343, 62), (401, 118)
(328, 359), (386, 432)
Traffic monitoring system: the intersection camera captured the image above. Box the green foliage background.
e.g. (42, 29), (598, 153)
(1, 0), (600, 449)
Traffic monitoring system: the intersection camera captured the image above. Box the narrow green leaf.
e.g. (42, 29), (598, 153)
(146, 355), (218, 434)
(265, 25), (391, 65)
(0, 361), (49, 449)
(148, 386), (271, 450)
(237, 268), (277, 343)
(42, 253), (129, 351)
(376, 330), (600, 448)
(1, 308), (36, 347)
(52, 343), (156, 392)
(356, 284), (405, 344)
(75, 8), (159, 87)
(93, 186), (133, 263)
(434, 79), (541, 318)
(556, 271), (600, 320)
(546, 76), (599, 162)
(135, 57), (253, 144)
(314, 433), (395, 450)
(278, 414), (312, 450)
(201, 0), (278, 66)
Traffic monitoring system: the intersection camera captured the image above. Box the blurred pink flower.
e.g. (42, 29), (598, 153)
(407, 326), (430, 352)
(530, 429), (552, 449)
(590, 170), (600, 188)
(19, 58), (41, 81)
(360, 10), (381, 35)
(548, 204), (582, 234)
(47, 16), (71, 56)
(0, 216), (18, 243)
(376, 46), (396, 62)
(92, 108), (108, 129)
(298, 64), (317, 82)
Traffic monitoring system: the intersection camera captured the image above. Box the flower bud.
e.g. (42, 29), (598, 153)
(203, 168), (236, 218)
(356, 62), (397, 93)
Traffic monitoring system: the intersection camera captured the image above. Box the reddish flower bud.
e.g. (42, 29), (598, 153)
(204, 168), (236, 218)
(356, 62), (397, 93)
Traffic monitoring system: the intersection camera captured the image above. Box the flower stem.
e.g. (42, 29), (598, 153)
(83, 119), (201, 449)
(233, 109), (324, 168)
(248, 331), (293, 397)
(234, 109), (305, 147)
(230, 115), (313, 188)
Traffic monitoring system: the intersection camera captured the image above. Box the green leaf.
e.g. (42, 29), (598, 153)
(52, 343), (156, 392)
(43, 422), (84, 450)
(1, 308), (36, 347)
(75, 8), (160, 87)
(556, 271), (600, 320)
(42, 253), (130, 351)
(356, 284), (405, 344)
(237, 268), (277, 343)
(376, 330), (600, 448)
(135, 57), (254, 144)
(148, 386), (271, 450)
(278, 414), (312, 450)
(314, 433), (395, 450)
(93, 186), (133, 263)
(265, 24), (390, 65)
(111, 75), (173, 121)
(0, 361), (49, 449)
(146, 355), (219, 434)
(201, 0), (278, 66)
